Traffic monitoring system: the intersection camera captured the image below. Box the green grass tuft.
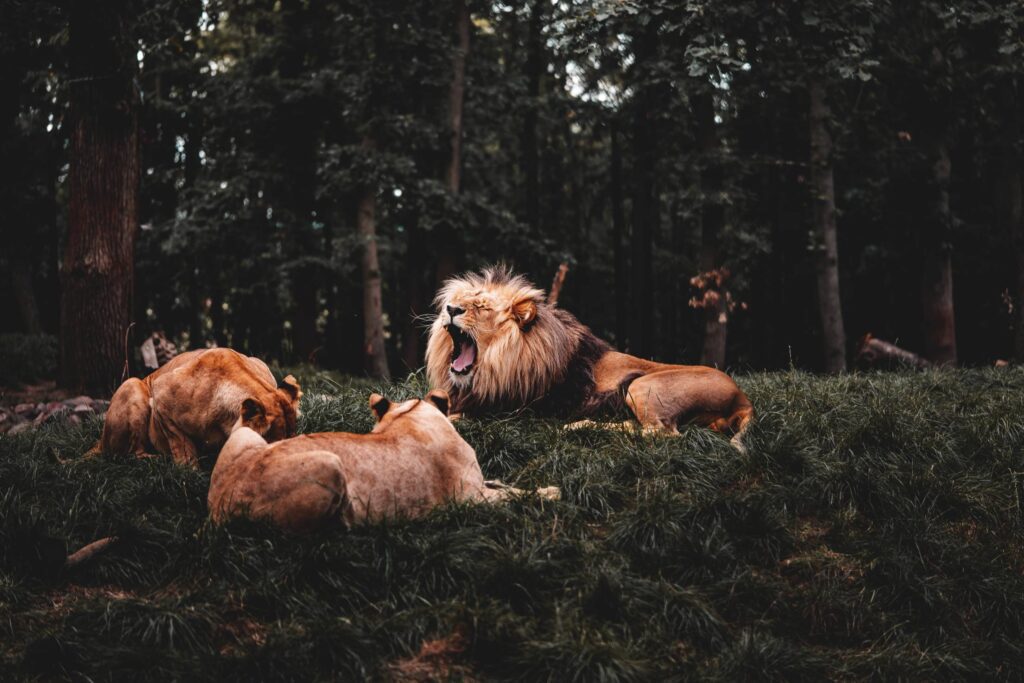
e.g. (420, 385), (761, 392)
(2, 369), (1024, 679)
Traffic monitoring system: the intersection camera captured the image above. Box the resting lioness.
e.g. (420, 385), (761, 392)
(89, 348), (301, 467)
(426, 267), (754, 448)
(208, 390), (558, 531)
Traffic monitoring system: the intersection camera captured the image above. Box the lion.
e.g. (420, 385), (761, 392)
(425, 266), (753, 448)
(89, 348), (302, 467)
(208, 390), (558, 532)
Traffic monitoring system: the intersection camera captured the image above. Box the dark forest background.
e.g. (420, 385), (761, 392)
(2, 0), (1023, 393)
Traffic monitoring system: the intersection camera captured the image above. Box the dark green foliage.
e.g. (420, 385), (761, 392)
(2, 369), (1024, 679)
(0, 334), (58, 385)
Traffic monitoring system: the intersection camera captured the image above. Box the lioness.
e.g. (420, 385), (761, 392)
(426, 267), (754, 448)
(89, 348), (301, 467)
(208, 390), (558, 531)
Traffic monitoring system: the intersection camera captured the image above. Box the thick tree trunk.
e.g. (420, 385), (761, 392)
(358, 142), (390, 380)
(521, 0), (544, 235)
(609, 119), (629, 349)
(628, 21), (660, 358)
(61, 0), (139, 395)
(919, 50), (957, 366)
(998, 79), (1024, 362)
(694, 92), (727, 368)
(808, 81), (847, 373)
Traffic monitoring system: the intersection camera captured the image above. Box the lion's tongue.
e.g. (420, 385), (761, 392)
(451, 342), (476, 372)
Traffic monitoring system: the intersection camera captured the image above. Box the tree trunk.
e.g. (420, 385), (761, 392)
(434, 0), (471, 290)
(694, 92), (727, 368)
(358, 140), (390, 380)
(609, 118), (629, 349)
(10, 259), (42, 333)
(521, 0), (544, 235)
(401, 218), (425, 371)
(808, 80), (847, 373)
(919, 47), (957, 366)
(628, 21), (660, 358)
(998, 79), (1024, 362)
(61, 0), (139, 395)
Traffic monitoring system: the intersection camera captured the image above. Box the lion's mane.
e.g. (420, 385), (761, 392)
(425, 266), (615, 416)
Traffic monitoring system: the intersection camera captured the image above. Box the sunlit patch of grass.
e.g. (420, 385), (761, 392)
(2, 368), (1024, 678)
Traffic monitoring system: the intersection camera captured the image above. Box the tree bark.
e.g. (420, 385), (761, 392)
(694, 92), (727, 368)
(609, 118), (629, 349)
(61, 0), (139, 395)
(808, 80), (847, 373)
(358, 140), (390, 380)
(919, 47), (957, 366)
(628, 20), (660, 358)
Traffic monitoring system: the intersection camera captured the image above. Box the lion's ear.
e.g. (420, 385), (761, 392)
(279, 374), (302, 402)
(369, 393), (391, 421)
(511, 297), (538, 328)
(240, 398), (268, 431)
(425, 390), (450, 416)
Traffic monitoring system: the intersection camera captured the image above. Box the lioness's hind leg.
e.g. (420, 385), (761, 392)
(481, 480), (560, 503)
(93, 378), (152, 457)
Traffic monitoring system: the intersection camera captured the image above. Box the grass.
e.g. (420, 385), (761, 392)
(2, 369), (1024, 680)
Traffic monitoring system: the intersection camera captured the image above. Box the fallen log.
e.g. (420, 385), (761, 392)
(856, 334), (931, 369)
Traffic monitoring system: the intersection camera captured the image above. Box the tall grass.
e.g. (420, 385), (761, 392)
(2, 369), (1023, 680)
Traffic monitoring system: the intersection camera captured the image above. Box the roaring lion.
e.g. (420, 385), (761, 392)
(426, 267), (753, 447)
(208, 390), (558, 531)
(89, 348), (302, 467)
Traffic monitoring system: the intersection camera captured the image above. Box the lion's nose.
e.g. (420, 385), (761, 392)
(447, 305), (465, 320)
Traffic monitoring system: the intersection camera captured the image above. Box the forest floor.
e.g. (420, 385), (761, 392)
(2, 369), (1024, 680)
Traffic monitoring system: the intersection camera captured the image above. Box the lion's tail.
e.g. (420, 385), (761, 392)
(729, 399), (754, 454)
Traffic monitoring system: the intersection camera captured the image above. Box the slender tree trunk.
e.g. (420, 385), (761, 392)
(998, 79), (1024, 361)
(808, 80), (847, 373)
(521, 0), (543, 234)
(434, 0), (471, 290)
(401, 218), (425, 371)
(628, 21), (660, 358)
(61, 0), (139, 395)
(10, 260), (42, 333)
(919, 47), (957, 366)
(609, 119), (629, 349)
(694, 92), (727, 368)
(358, 139), (390, 380)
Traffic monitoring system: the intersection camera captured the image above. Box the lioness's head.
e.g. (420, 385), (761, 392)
(367, 390), (452, 433)
(234, 374), (302, 440)
(425, 266), (578, 407)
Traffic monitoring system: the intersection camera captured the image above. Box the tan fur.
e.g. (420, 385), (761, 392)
(89, 348), (302, 467)
(426, 268), (579, 405)
(426, 267), (754, 445)
(208, 390), (558, 531)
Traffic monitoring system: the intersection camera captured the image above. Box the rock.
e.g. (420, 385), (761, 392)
(92, 400), (111, 414)
(8, 423), (34, 436)
(73, 404), (95, 415)
(34, 404), (69, 426)
(14, 403), (36, 417)
(65, 396), (93, 407)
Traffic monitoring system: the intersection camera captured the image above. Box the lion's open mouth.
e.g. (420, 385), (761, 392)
(448, 325), (477, 375)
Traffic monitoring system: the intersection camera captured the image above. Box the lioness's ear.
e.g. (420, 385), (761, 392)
(369, 393), (390, 421)
(240, 398), (267, 429)
(279, 374), (302, 402)
(426, 390), (450, 416)
(511, 296), (538, 328)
